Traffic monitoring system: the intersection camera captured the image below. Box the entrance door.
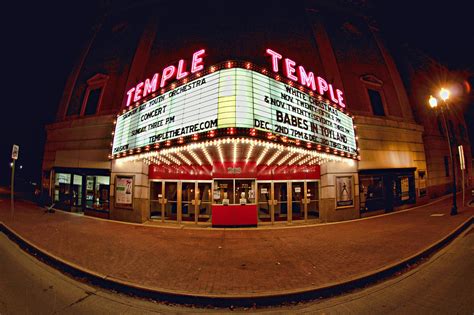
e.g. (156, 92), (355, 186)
(257, 182), (272, 222)
(150, 181), (163, 220)
(274, 182), (288, 221)
(197, 181), (212, 223)
(383, 175), (395, 212)
(72, 174), (83, 212)
(306, 181), (320, 219)
(291, 181), (305, 221)
(181, 182), (195, 222)
(164, 181), (178, 221)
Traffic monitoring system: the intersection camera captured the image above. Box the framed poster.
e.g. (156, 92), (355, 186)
(418, 170), (427, 197)
(400, 176), (410, 201)
(115, 175), (134, 209)
(335, 175), (354, 208)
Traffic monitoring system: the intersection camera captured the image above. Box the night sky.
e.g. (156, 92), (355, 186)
(1, 1), (472, 187)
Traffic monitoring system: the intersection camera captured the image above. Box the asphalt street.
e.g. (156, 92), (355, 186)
(1, 226), (473, 314)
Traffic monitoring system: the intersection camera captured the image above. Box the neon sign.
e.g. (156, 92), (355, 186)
(266, 48), (345, 108)
(125, 49), (206, 107)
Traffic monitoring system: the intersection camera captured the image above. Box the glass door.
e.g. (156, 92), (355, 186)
(85, 176), (96, 209)
(181, 182), (195, 222)
(54, 173), (72, 210)
(164, 181), (178, 221)
(306, 181), (319, 219)
(197, 181), (212, 223)
(150, 181), (163, 220)
(72, 174), (83, 212)
(291, 181), (305, 221)
(257, 182), (272, 222)
(273, 182), (288, 221)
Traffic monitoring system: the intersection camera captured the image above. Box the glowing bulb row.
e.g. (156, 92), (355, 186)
(115, 138), (355, 167)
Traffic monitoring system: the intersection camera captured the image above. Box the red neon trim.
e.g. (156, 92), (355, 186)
(298, 66), (316, 90)
(125, 87), (135, 106)
(143, 73), (159, 98)
(328, 84), (339, 104)
(284, 58), (298, 81)
(317, 76), (328, 96)
(176, 59), (189, 79)
(337, 89), (346, 108)
(133, 82), (144, 102)
(160, 65), (176, 88)
(266, 48), (282, 72)
(191, 49), (205, 73)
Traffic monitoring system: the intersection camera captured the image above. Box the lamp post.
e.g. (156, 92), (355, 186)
(429, 88), (457, 215)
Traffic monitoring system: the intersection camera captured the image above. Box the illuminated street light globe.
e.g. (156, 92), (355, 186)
(439, 88), (450, 101)
(429, 95), (438, 108)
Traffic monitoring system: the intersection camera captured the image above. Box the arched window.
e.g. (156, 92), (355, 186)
(80, 73), (109, 116)
(360, 74), (386, 116)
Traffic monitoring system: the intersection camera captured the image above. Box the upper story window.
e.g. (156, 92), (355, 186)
(459, 124), (466, 141)
(367, 89), (385, 116)
(360, 74), (386, 116)
(444, 156), (450, 177)
(80, 73), (109, 116)
(437, 117), (444, 136)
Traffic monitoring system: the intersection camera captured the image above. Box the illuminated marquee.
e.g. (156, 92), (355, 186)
(112, 66), (357, 157)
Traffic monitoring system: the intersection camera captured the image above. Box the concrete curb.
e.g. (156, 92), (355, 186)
(1, 215), (472, 307)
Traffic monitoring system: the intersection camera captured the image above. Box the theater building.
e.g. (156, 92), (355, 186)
(42, 1), (471, 225)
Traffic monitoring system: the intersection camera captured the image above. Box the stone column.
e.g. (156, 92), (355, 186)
(110, 159), (149, 223)
(319, 160), (359, 222)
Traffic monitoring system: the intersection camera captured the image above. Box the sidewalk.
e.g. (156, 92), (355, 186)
(0, 196), (473, 302)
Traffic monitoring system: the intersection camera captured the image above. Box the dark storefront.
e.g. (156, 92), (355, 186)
(359, 168), (416, 213)
(52, 167), (110, 217)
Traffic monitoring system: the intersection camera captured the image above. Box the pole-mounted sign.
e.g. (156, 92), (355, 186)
(11, 144), (19, 216)
(11, 144), (19, 160)
(458, 145), (466, 206)
(458, 145), (465, 170)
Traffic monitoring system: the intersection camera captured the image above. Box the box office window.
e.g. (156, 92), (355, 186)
(213, 180), (234, 205)
(213, 179), (256, 205)
(235, 180), (256, 205)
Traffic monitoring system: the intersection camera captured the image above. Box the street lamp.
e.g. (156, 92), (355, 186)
(428, 88), (457, 215)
